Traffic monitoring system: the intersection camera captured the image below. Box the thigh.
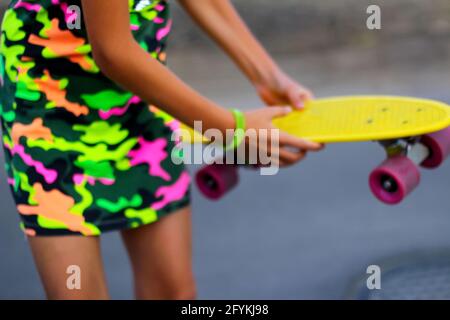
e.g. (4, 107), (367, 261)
(28, 236), (109, 300)
(121, 206), (195, 300)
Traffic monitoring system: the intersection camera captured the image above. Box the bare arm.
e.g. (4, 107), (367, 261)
(178, 0), (278, 85)
(82, 0), (234, 134)
(178, 0), (313, 108)
(81, 0), (321, 167)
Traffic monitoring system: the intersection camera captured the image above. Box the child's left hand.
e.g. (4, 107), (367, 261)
(254, 69), (314, 110)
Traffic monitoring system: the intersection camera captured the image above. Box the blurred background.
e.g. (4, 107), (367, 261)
(1, 0), (450, 299)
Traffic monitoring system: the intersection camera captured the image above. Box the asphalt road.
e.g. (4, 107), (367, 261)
(1, 41), (449, 299)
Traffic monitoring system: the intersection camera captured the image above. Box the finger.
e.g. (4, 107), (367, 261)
(263, 145), (305, 167)
(288, 88), (306, 110)
(288, 86), (315, 110)
(279, 132), (322, 151)
(266, 156), (282, 168)
(253, 154), (279, 168)
(245, 139), (276, 166)
(300, 89), (314, 101)
(265, 106), (293, 120)
(278, 159), (297, 168)
(277, 157), (299, 168)
(277, 159), (288, 168)
(279, 148), (307, 165)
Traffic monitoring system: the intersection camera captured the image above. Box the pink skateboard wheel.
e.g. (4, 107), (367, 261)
(369, 156), (420, 205)
(195, 164), (239, 200)
(421, 127), (450, 168)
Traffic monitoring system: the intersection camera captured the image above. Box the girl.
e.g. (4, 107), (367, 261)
(0, 0), (322, 299)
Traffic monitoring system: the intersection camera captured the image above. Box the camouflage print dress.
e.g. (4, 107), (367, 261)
(0, 0), (190, 236)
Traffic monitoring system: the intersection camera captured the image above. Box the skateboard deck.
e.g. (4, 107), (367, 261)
(182, 95), (450, 205)
(272, 96), (450, 143)
(181, 96), (450, 144)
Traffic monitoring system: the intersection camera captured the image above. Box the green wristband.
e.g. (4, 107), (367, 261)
(225, 109), (246, 151)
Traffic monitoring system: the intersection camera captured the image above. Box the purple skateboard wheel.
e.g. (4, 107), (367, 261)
(195, 164), (239, 200)
(369, 156), (420, 205)
(421, 127), (450, 168)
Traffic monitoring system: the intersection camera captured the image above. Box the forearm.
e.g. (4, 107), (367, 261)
(82, 0), (233, 134)
(94, 40), (234, 134)
(179, 0), (279, 85)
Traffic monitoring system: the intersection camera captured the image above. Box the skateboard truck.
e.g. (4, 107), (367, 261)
(370, 127), (450, 205)
(381, 138), (430, 166)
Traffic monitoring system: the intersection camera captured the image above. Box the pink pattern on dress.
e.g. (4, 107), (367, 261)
(128, 137), (171, 181)
(73, 174), (115, 186)
(156, 19), (172, 41)
(14, 0), (42, 12)
(152, 172), (190, 210)
(99, 96), (141, 120)
(11, 144), (58, 184)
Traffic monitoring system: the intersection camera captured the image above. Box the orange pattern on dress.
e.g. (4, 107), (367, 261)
(29, 19), (95, 71)
(34, 70), (89, 116)
(11, 118), (53, 144)
(17, 183), (94, 235)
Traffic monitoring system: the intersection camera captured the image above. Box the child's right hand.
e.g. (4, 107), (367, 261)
(243, 107), (324, 167)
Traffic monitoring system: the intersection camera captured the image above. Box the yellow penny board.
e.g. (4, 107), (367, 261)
(181, 96), (450, 144)
(273, 96), (450, 143)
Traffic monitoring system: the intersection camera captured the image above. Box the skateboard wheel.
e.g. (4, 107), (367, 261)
(420, 127), (450, 168)
(195, 164), (239, 200)
(369, 156), (420, 205)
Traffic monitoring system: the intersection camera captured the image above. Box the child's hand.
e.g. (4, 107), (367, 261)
(243, 107), (323, 167)
(254, 69), (313, 110)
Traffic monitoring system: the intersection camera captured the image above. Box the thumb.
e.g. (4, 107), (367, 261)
(266, 106), (293, 119)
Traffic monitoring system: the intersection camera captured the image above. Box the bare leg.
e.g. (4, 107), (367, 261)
(28, 236), (109, 300)
(121, 206), (196, 300)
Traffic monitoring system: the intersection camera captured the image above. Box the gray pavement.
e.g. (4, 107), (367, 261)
(1, 41), (450, 299)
